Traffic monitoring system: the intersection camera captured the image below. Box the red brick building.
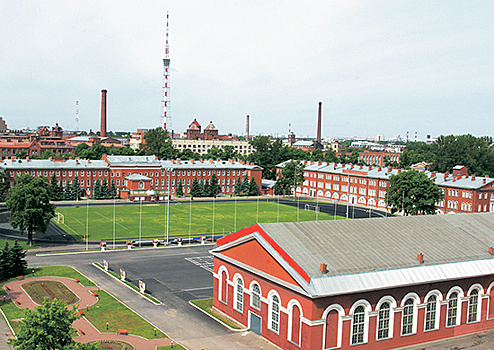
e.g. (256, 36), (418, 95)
(1, 155), (263, 199)
(0, 124), (75, 159)
(358, 150), (400, 166)
(277, 161), (494, 214)
(211, 214), (494, 350)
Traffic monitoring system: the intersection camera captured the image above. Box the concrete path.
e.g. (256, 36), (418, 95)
(2, 276), (171, 349)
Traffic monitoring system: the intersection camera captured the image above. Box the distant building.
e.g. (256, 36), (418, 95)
(359, 150), (400, 166)
(172, 139), (254, 156)
(277, 160), (494, 214)
(65, 135), (123, 148)
(0, 123), (75, 159)
(129, 129), (148, 150)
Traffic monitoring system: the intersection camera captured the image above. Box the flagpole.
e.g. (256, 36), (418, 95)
(234, 195), (237, 231)
(189, 196), (192, 244)
(86, 198), (89, 251)
(139, 197), (142, 247)
(113, 197), (116, 249)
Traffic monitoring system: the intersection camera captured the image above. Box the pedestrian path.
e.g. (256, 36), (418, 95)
(2, 276), (172, 349)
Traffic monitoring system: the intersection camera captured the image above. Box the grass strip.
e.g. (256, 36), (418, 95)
(0, 299), (25, 334)
(157, 345), (186, 350)
(0, 239), (36, 250)
(1, 266), (95, 287)
(93, 263), (161, 304)
(190, 298), (244, 330)
(84, 290), (165, 339)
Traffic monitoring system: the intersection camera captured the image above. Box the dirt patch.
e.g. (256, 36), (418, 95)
(23, 280), (79, 305)
(92, 340), (135, 350)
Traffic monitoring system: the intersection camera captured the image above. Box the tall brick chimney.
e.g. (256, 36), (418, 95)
(100, 89), (107, 138)
(317, 101), (322, 144)
(246, 115), (250, 141)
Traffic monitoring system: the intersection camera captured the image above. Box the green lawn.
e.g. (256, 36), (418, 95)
(54, 199), (338, 242)
(85, 291), (165, 339)
(190, 298), (243, 330)
(1, 266), (95, 287)
(0, 239), (36, 250)
(157, 345), (186, 350)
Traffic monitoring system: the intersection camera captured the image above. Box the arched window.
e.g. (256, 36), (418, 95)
(288, 303), (301, 345)
(234, 278), (243, 312)
(425, 295), (438, 330)
(468, 289), (480, 323)
(377, 302), (391, 340)
(138, 181), (144, 189)
(402, 299), (414, 335)
(269, 295), (280, 333)
(351, 306), (365, 345)
(251, 283), (261, 310)
(219, 269), (228, 303)
(447, 292), (459, 327)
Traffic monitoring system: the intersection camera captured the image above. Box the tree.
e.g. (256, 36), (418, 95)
(210, 173), (221, 198)
(0, 241), (12, 280)
(101, 178), (109, 199)
(241, 175), (250, 195)
(72, 176), (82, 200)
(274, 179), (284, 195)
(48, 175), (60, 201)
(190, 179), (202, 198)
(9, 298), (80, 349)
(248, 177), (259, 196)
(202, 180), (211, 197)
(0, 171), (9, 201)
(109, 180), (117, 198)
(399, 142), (434, 168)
(93, 179), (102, 199)
(140, 127), (176, 159)
(176, 181), (184, 197)
(234, 176), (242, 196)
(275, 160), (305, 196)
(10, 240), (27, 277)
(6, 175), (55, 245)
(386, 170), (443, 215)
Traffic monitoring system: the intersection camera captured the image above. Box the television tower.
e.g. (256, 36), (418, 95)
(161, 11), (171, 131)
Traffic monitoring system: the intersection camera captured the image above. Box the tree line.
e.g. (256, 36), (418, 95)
(47, 176), (117, 201)
(0, 240), (27, 280)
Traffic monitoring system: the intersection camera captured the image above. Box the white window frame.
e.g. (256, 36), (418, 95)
(467, 284), (483, 323)
(268, 290), (281, 334)
(446, 287), (463, 327)
(249, 281), (261, 310)
(401, 292), (419, 336)
(217, 265), (229, 305)
(349, 300), (371, 345)
(233, 274), (244, 313)
(376, 296), (396, 340)
(287, 299), (303, 345)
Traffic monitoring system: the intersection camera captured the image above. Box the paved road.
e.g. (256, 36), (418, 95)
(26, 245), (277, 350)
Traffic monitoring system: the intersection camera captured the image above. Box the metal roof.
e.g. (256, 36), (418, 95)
(105, 155), (160, 166)
(277, 160), (494, 190)
(0, 159), (108, 170)
(159, 159), (262, 170)
(259, 213), (494, 280)
(125, 173), (151, 181)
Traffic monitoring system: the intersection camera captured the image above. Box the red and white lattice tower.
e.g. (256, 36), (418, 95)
(161, 11), (171, 131)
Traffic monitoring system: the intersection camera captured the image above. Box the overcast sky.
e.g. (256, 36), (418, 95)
(1, 1), (493, 140)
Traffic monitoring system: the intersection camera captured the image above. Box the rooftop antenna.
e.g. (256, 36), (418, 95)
(161, 11), (171, 131)
(75, 101), (80, 133)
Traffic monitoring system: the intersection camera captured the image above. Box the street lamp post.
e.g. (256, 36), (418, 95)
(166, 168), (172, 244)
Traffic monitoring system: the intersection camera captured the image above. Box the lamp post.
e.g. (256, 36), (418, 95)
(166, 168), (172, 244)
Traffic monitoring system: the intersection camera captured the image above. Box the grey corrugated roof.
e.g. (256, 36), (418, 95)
(105, 155), (159, 166)
(276, 160), (494, 189)
(159, 159), (262, 170)
(125, 174), (151, 181)
(0, 159), (108, 169)
(258, 213), (494, 279)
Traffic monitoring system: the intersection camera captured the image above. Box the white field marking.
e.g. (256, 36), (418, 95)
(58, 222), (80, 236)
(185, 256), (214, 273)
(93, 211), (129, 230)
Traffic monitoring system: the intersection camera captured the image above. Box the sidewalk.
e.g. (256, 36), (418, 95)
(2, 276), (171, 349)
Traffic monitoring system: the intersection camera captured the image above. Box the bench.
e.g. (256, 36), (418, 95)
(4, 285), (9, 290)
(117, 329), (128, 335)
(92, 291), (98, 296)
(16, 276), (23, 280)
(78, 328), (85, 335)
(14, 299), (21, 305)
(77, 310), (83, 315)
(75, 278), (80, 283)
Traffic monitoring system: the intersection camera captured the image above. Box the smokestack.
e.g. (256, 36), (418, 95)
(317, 101), (322, 144)
(246, 115), (250, 141)
(100, 89), (107, 138)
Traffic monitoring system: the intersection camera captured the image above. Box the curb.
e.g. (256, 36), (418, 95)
(0, 304), (16, 338)
(92, 263), (161, 306)
(188, 301), (248, 332)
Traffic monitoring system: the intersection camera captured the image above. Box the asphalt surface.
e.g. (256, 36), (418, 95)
(24, 245), (277, 350)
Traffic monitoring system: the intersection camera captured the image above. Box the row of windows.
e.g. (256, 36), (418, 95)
(345, 284), (483, 346)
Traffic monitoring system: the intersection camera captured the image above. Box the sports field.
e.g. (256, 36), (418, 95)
(54, 199), (339, 242)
